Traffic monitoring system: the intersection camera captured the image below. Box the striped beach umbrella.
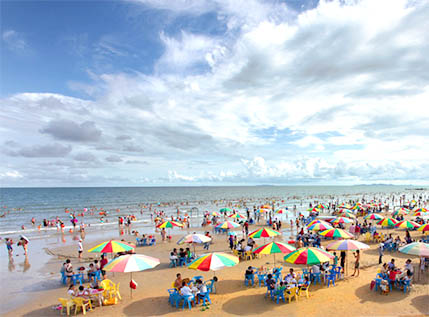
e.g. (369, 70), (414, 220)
(253, 242), (296, 267)
(417, 224), (429, 232)
(261, 205), (272, 210)
(284, 247), (334, 265)
(377, 218), (398, 227)
(319, 228), (354, 239)
(399, 242), (429, 257)
(338, 210), (356, 219)
(307, 207), (321, 212)
(414, 211), (429, 216)
(307, 222), (333, 231)
(392, 208), (410, 217)
(316, 203), (327, 209)
(248, 228), (281, 238)
(258, 208), (270, 213)
(157, 220), (184, 228)
(228, 213), (246, 220)
(413, 208), (427, 213)
(364, 213), (383, 221)
(330, 217), (353, 224)
(188, 252), (239, 272)
(216, 221), (240, 229)
(211, 211), (220, 217)
(326, 239), (370, 251)
(104, 254), (160, 298)
(177, 234), (211, 245)
(275, 208), (289, 214)
(394, 220), (420, 229)
(88, 240), (135, 253)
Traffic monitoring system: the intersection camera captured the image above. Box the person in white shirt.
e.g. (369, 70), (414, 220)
(311, 264), (320, 274)
(180, 282), (194, 297)
(404, 259), (414, 274)
(78, 239), (83, 259)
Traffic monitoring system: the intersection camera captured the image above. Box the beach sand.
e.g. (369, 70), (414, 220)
(4, 222), (429, 317)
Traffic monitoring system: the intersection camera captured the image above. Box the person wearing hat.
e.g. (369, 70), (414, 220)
(378, 242), (384, 264)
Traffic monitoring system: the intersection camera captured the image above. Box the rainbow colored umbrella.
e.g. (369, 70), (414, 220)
(261, 205), (272, 210)
(316, 203), (327, 209)
(307, 219), (332, 227)
(394, 220), (420, 229)
(326, 239), (370, 251)
(228, 213), (246, 220)
(284, 247), (334, 265)
(392, 208), (410, 217)
(157, 220), (184, 228)
(414, 211), (429, 216)
(364, 213), (383, 221)
(211, 211), (220, 217)
(216, 221), (240, 229)
(307, 207), (321, 212)
(253, 241), (296, 266)
(104, 254), (160, 298)
(399, 242), (429, 257)
(377, 218), (398, 227)
(257, 208), (270, 213)
(338, 210), (356, 219)
(275, 208), (289, 214)
(307, 222), (333, 231)
(319, 228), (354, 239)
(330, 217), (353, 224)
(417, 224), (429, 232)
(248, 228), (281, 238)
(413, 208), (427, 213)
(219, 208), (232, 213)
(88, 240), (135, 253)
(188, 252), (239, 272)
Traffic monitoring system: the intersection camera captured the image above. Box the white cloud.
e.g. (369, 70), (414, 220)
(2, 30), (28, 52)
(2, 0), (429, 185)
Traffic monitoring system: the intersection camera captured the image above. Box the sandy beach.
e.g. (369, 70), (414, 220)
(3, 217), (429, 317)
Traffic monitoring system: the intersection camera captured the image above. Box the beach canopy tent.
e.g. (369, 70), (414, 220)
(104, 254), (160, 298)
(88, 240), (135, 253)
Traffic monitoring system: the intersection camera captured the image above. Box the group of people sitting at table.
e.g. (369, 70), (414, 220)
(375, 258), (414, 294)
(169, 247), (195, 266)
(172, 273), (212, 308)
(61, 255), (109, 285)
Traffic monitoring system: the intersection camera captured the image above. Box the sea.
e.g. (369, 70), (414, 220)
(0, 185), (425, 238)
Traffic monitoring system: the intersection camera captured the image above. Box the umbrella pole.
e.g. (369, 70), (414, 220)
(273, 253), (276, 269)
(130, 272), (133, 299)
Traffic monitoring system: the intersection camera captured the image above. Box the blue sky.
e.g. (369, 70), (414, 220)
(1, 0), (429, 186)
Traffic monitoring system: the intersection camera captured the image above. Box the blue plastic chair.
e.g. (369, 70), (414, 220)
(167, 289), (179, 306)
(334, 267), (342, 280)
(169, 259), (177, 268)
(275, 289), (285, 304)
(94, 270), (102, 282)
(245, 274), (255, 286)
(325, 272), (336, 287)
(61, 271), (67, 285)
(206, 279), (216, 294)
(374, 278), (382, 291)
(179, 295), (195, 309)
(312, 272), (322, 285)
(72, 273), (84, 285)
(257, 273), (267, 287)
(402, 280), (411, 293)
(198, 292), (211, 306)
(265, 286), (275, 300)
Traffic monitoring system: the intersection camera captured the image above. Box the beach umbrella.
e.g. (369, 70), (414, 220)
(413, 207), (427, 213)
(414, 211), (429, 217)
(219, 208), (232, 213)
(216, 221), (240, 229)
(104, 254), (160, 298)
(177, 233), (212, 255)
(248, 228), (281, 239)
(211, 211), (220, 217)
(326, 239), (370, 251)
(188, 252), (239, 283)
(417, 224), (429, 232)
(275, 208), (289, 214)
(88, 240), (135, 253)
(363, 213), (383, 221)
(261, 205), (272, 210)
(157, 220), (184, 229)
(319, 228), (354, 239)
(228, 213), (246, 220)
(377, 218), (398, 227)
(316, 203), (327, 209)
(307, 207), (321, 212)
(338, 210), (356, 219)
(253, 241), (296, 267)
(307, 222), (333, 231)
(307, 219), (331, 227)
(392, 208), (410, 217)
(330, 217), (353, 224)
(398, 242), (429, 257)
(284, 247), (334, 265)
(394, 220), (420, 229)
(257, 208), (270, 213)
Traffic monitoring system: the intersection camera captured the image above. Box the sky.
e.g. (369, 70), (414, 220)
(1, 0), (429, 187)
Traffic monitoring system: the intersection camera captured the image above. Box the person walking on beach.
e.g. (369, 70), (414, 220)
(340, 251), (346, 273)
(351, 250), (360, 277)
(378, 243), (384, 264)
(5, 238), (13, 256)
(78, 239), (83, 259)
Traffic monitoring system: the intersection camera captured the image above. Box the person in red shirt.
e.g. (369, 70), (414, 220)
(100, 254), (108, 278)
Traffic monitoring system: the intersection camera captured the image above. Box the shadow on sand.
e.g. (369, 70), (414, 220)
(222, 294), (277, 316)
(411, 295), (429, 315)
(123, 296), (175, 316)
(354, 284), (410, 303)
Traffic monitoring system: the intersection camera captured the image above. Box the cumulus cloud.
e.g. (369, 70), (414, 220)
(40, 119), (102, 142)
(73, 152), (98, 162)
(105, 155), (122, 162)
(5, 143), (72, 158)
(2, 0), (429, 185)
